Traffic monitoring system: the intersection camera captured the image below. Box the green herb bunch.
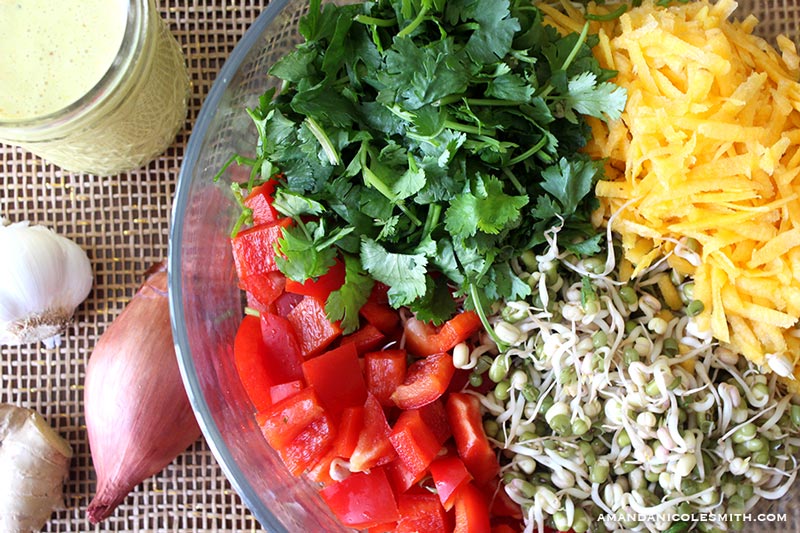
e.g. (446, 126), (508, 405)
(225, 0), (626, 332)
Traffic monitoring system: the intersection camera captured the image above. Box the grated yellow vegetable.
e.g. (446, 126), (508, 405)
(564, 0), (800, 385)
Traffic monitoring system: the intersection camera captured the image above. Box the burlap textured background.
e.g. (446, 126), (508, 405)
(0, 0), (798, 532)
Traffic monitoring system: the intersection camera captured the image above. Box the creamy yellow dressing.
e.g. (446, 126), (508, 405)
(0, 0), (127, 120)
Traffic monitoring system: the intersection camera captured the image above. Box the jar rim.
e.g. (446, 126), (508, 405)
(0, 0), (146, 130)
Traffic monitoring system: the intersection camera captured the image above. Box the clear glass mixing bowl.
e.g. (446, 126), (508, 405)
(168, 0), (348, 529)
(168, 0), (800, 530)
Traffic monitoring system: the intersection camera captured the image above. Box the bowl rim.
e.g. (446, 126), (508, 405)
(168, 0), (292, 530)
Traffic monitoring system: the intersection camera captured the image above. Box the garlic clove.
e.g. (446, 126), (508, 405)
(0, 218), (93, 347)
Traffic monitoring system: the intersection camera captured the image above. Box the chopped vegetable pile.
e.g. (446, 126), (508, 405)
(475, 225), (800, 532)
(222, 0), (625, 335)
(220, 0), (800, 532)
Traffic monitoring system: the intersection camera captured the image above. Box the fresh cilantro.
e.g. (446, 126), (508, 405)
(225, 0), (627, 326)
(326, 254), (374, 333)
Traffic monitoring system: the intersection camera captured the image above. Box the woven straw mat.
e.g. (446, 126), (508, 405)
(0, 0), (799, 532)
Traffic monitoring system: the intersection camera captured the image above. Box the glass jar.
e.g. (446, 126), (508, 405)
(0, 0), (190, 176)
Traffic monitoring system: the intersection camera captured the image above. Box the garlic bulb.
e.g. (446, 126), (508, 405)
(0, 217), (93, 348)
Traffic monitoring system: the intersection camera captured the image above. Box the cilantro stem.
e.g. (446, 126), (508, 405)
(464, 98), (523, 106)
(443, 119), (495, 136)
(244, 307), (261, 317)
(354, 14), (396, 27)
(501, 167), (526, 196)
(304, 117), (341, 166)
(585, 4), (628, 21)
(468, 283), (508, 351)
(421, 203), (442, 239)
(213, 154), (257, 183)
(360, 144), (423, 226)
(538, 21), (590, 100)
(397, 5), (429, 38)
(507, 135), (548, 166)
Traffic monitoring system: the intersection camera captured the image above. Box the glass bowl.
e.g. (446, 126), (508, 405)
(168, 0), (348, 530)
(168, 0), (800, 531)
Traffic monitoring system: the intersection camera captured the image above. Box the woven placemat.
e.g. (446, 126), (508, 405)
(2, 1), (800, 533)
(0, 1), (267, 531)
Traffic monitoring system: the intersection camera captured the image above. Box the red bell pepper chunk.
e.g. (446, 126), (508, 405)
(233, 315), (276, 412)
(287, 295), (342, 359)
(273, 291), (303, 317)
(231, 218), (292, 280)
(335, 405), (365, 458)
(242, 270), (286, 311)
(320, 467), (400, 529)
(259, 312), (304, 384)
(484, 480), (524, 519)
(384, 455), (426, 494)
(268, 380), (304, 405)
(389, 409), (444, 479)
(285, 258), (346, 300)
(454, 482), (491, 533)
(306, 445), (338, 487)
(340, 324), (386, 355)
(396, 491), (450, 533)
(350, 393), (397, 472)
(430, 455), (473, 510)
(391, 352), (456, 410)
(302, 343), (366, 419)
(491, 523), (523, 533)
(365, 349), (408, 407)
(419, 398), (451, 444)
(404, 311), (482, 357)
(258, 387), (326, 450)
(446, 393), (501, 486)
(243, 181), (279, 225)
(359, 301), (401, 336)
(278, 411), (337, 477)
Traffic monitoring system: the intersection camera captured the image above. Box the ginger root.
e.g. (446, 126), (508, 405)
(0, 404), (73, 533)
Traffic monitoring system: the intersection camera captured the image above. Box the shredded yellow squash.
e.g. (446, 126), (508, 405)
(545, 0), (800, 383)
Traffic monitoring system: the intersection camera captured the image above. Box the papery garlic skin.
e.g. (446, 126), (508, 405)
(0, 218), (93, 348)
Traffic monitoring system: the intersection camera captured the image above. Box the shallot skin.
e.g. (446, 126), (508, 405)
(85, 263), (201, 523)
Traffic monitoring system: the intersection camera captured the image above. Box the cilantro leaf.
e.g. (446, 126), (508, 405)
(539, 157), (602, 215)
(326, 254), (374, 333)
(445, 175), (529, 238)
(560, 71), (627, 123)
(275, 223), (339, 282)
(360, 238), (428, 307)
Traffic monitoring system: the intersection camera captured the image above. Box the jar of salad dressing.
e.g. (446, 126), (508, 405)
(0, 0), (189, 176)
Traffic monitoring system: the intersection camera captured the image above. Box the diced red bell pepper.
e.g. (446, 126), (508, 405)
(306, 446), (338, 487)
(278, 411), (337, 476)
(335, 405), (365, 459)
(384, 455), (426, 494)
(233, 315), (275, 412)
(340, 324), (386, 355)
(243, 181), (279, 225)
(350, 393), (397, 472)
(391, 352), (456, 410)
(258, 387), (326, 450)
(231, 218), (292, 281)
(454, 482), (491, 533)
(368, 522), (398, 533)
(287, 295), (342, 359)
(404, 311), (482, 357)
(418, 399), (451, 445)
(259, 312), (304, 384)
(360, 301), (401, 336)
(365, 349), (408, 407)
(243, 270), (286, 311)
(273, 291), (304, 317)
(320, 467), (400, 529)
(491, 523), (524, 533)
(269, 380), (304, 405)
(446, 393), (501, 486)
(484, 480), (524, 519)
(389, 409), (444, 479)
(285, 258), (346, 301)
(396, 491), (450, 533)
(430, 455), (473, 510)
(302, 343), (366, 419)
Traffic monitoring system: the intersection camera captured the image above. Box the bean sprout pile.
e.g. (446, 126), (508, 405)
(460, 227), (800, 533)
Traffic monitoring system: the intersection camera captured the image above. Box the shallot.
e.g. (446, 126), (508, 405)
(84, 262), (200, 523)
